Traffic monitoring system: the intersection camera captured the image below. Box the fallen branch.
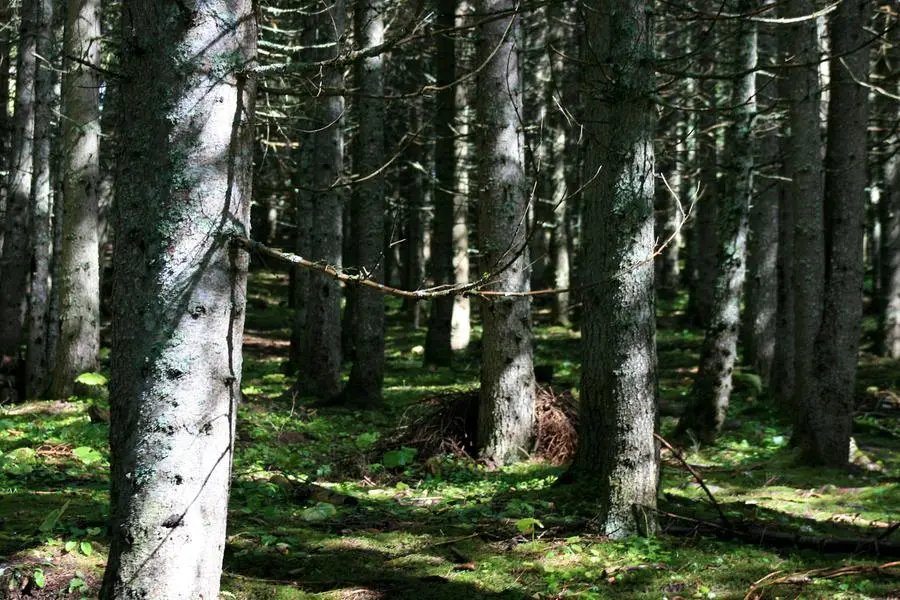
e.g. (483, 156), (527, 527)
(744, 561), (900, 600)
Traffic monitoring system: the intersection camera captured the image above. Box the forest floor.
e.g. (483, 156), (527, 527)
(1, 271), (900, 599)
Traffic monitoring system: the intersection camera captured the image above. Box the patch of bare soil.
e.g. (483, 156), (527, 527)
(0, 550), (102, 599)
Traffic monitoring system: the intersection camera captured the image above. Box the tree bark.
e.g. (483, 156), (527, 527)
(474, 0), (534, 465)
(51, 0), (102, 397)
(303, 0), (345, 399)
(742, 5), (779, 386)
(687, 70), (719, 328)
(424, 0), (458, 366)
(771, 5), (798, 410)
(100, 1), (256, 596)
(25, 0), (54, 398)
(876, 13), (900, 359)
(344, 0), (386, 406)
(0, 0), (37, 358)
(676, 2), (756, 443)
(451, 1), (472, 351)
(569, 0), (659, 539)
(797, 0), (871, 466)
(547, 0), (571, 326)
(785, 0), (825, 448)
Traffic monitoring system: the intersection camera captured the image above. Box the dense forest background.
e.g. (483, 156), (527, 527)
(0, 0), (899, 598)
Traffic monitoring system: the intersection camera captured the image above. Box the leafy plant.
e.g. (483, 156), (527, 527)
(382, 447), (417, 469)
(72, 446), (104, 465)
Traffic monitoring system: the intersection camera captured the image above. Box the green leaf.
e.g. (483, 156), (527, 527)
(72, 446), (103, 465)
(39, 500), (70, 533)
(33, 569), (45, 588)
(300, 502), (337, 522)
(383, 447), (417, 469)
(75, 372), (108, 386)
(515, 517), (543, 535)
(65, 540), (78, 553)
(260, 534), (277, 547)
(79, 541), (93, 556)
(355, 432), (379, 450)
(68, 577), (86, 593)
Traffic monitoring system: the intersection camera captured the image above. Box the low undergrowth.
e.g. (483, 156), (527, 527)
(0, 274), (898, 599)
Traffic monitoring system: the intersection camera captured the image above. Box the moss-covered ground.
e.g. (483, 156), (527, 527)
(1, 272), (898, 599)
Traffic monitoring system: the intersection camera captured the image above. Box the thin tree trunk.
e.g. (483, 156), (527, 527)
(547, 0), (571, 326)
(424, 0), (457, 366)
(742, 8), (779, 386)
(101, 0), (257, 596)
(451, 2), (472, 351)
(51, 0), (102, 396)
(569, 0), (659, 539)
(0, 0), (11, 225)
(688, 75), (719, 328)
(785, 0), (825, 448)
(0, 0), (37, 358)
(876, 13), (900, 358)
(676, 3), (756, 443)
(25, 0), (54, 398)
(344, 0), (386, 406)
(475, 0), (534, 465)
(303, 0), (345, 399)
(798, 0), (871, 467)
(771, 4), (797, 409)
(402, 90), (425, 329)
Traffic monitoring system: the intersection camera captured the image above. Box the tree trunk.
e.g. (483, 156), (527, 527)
(402, 92), (425, 329)
(0, 0), (11, 222)
(876, 14), (900, 359)
(687, 74), (719, 328)
(25, 0), (54, 398)
(474, 0), (534, 465)
(771, 6), (798, 410)
(451, 2), (472, 351)
(741, 7), (779, 386)
(344, 0), (386, 406)
(51, 0), (102, 397)
(569, 0), (659, 539)
(675, 2), (756, 443)
(798, 0), (871, 467)
(424, 0), (457, 366)
(0, 0), (37, 358)
(547, 0), (571, 326)
(100, 1), (256, 596)
(303, 0), (345, 399)
(785, 0), (825, 448)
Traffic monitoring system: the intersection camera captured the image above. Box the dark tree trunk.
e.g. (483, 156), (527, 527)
(402, 89), (426, 329)
(51, 0), (102, 397)
(569, 0), (659, 539)
(741, 7), (779, 386)
(302, 0), (345, 399)
(687, 74), (719, 328)
(676, 2), (756, 443)
(785, 0), (825, 447)
(424, 0), (457, 366)
(101, 0), (256, 596)
(798, 0), (871, 467)
(474, 0), (534, 465)
(25, 0), (54, 398)
(876, 16), (900, 359)
(345, 0), (386, 406)
(0, 0), (37, 357)
(771, 3), (798, 409)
